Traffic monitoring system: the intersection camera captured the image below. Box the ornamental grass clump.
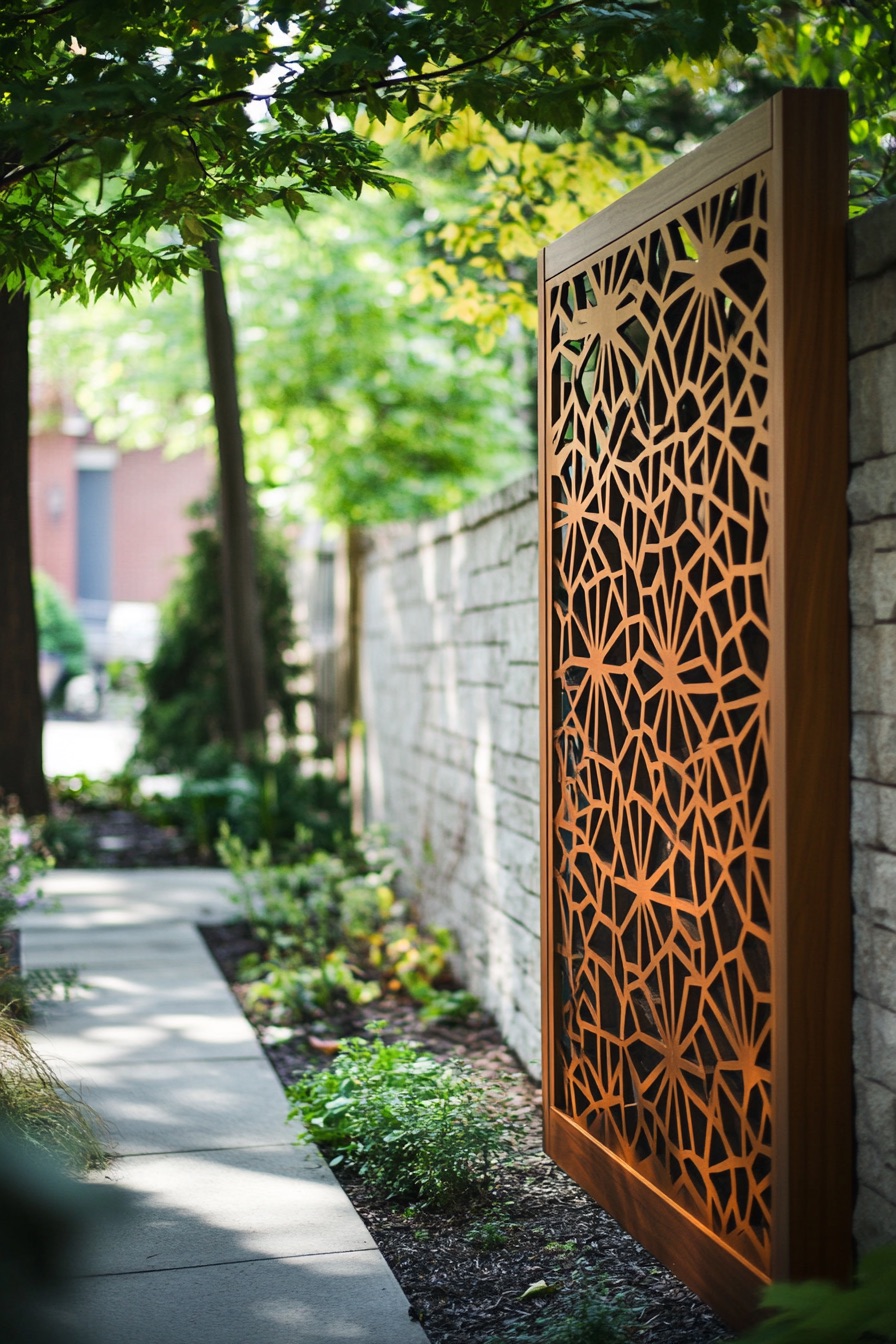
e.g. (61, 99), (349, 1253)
(286, 1026), (517, 1210)
(0, 1010), (107, 1172)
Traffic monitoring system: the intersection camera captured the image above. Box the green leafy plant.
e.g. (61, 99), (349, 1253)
(40, 770), (148, 867)
(36, 814), (96, 868)
(286, 1026), (516, 1209)
(0, 965), (81, 1024)
(32, 571), (87, 685)
(735, 1244), (896, 1343)
(0, 1010), (107, 1172)
(417, 987), (481, 1023)
(466, 1212), (512, 1251)
(219, 827), (476, 1023)
(242, 950), (381, 1020)
(48, 771), (140, 813)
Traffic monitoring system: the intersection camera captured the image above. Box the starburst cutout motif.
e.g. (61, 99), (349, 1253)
(548, 170), (772, 1273)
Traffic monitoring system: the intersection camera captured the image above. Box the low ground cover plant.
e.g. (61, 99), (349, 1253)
(39, 770), (146, 868)
(219, 825), (476, 1023)
(41, 751), (349, 868)
(286, 1026), (516, 1209)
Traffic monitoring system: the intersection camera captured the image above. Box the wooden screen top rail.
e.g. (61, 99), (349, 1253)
(542, 100), (773, 280)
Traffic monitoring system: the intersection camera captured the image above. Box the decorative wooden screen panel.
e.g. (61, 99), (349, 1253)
(538, 92), (851, 1327)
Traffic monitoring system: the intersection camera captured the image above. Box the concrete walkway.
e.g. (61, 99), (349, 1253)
(20, 868), (428, 1344)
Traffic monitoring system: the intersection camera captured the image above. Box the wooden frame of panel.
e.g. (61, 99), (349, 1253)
(538, 90), (850, 1328)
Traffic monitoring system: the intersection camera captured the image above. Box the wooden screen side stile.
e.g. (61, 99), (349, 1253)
(767, 88), (852, 1286)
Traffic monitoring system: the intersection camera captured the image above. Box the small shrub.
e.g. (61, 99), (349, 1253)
(33, 571), (88, 683)
(38, 813), (96, 867)
(736, 1243), (896, 1344)
(286, 1027), (516, 1209)
(466, 1212), (511, 1251)
(0, 1010), (107, 1171)
(141, 750), (349, 861)
(41, 771), (145, 867)
(241, 950), (381, 1020)
(49, 771), (140, 813)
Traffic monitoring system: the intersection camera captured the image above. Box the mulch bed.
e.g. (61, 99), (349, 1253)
(200, 920), (733, 1344)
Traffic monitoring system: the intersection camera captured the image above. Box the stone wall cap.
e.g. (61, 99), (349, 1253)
(849, 197), (896, 281)
(367, 470), (538, 560)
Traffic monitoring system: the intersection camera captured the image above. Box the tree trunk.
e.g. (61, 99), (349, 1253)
(0, 289), (49, 814)
(346, 523), (366, 832)
(201, 238), (268, 758)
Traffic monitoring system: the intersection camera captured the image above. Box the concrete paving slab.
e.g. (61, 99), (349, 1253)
(27, 975), (258, 1066)
(31, 967), (243, 1013)
(67, 1250), (428, 1344)
(22, 924), (219, 972)
(88, 1144), (376, 1272)
(40, 1056), (294, 1155)
(18, 869), (239, 929)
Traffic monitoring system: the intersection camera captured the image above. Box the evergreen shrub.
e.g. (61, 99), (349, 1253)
(134, 495), (300, 772)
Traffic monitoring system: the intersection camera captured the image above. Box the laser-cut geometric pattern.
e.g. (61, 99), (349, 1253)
(546, 168), (773, 1274)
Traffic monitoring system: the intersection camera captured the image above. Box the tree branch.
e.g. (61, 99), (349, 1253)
(316, 0), (587, 99)
(184, 0), (588, 111)
(1, 138), (75, 192)
(1, 0), (591, 193)
(21, 2), (79, 19)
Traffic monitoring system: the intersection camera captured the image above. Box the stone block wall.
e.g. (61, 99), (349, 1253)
(360, 195), (896, 1251)
(360, 474), (542, 1071)
(848, 195), (896, 1255)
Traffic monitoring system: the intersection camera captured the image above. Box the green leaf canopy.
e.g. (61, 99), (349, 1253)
(0, 0), (765, 299)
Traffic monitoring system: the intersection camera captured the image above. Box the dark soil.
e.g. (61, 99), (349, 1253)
(201, 920), (733, 1344)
